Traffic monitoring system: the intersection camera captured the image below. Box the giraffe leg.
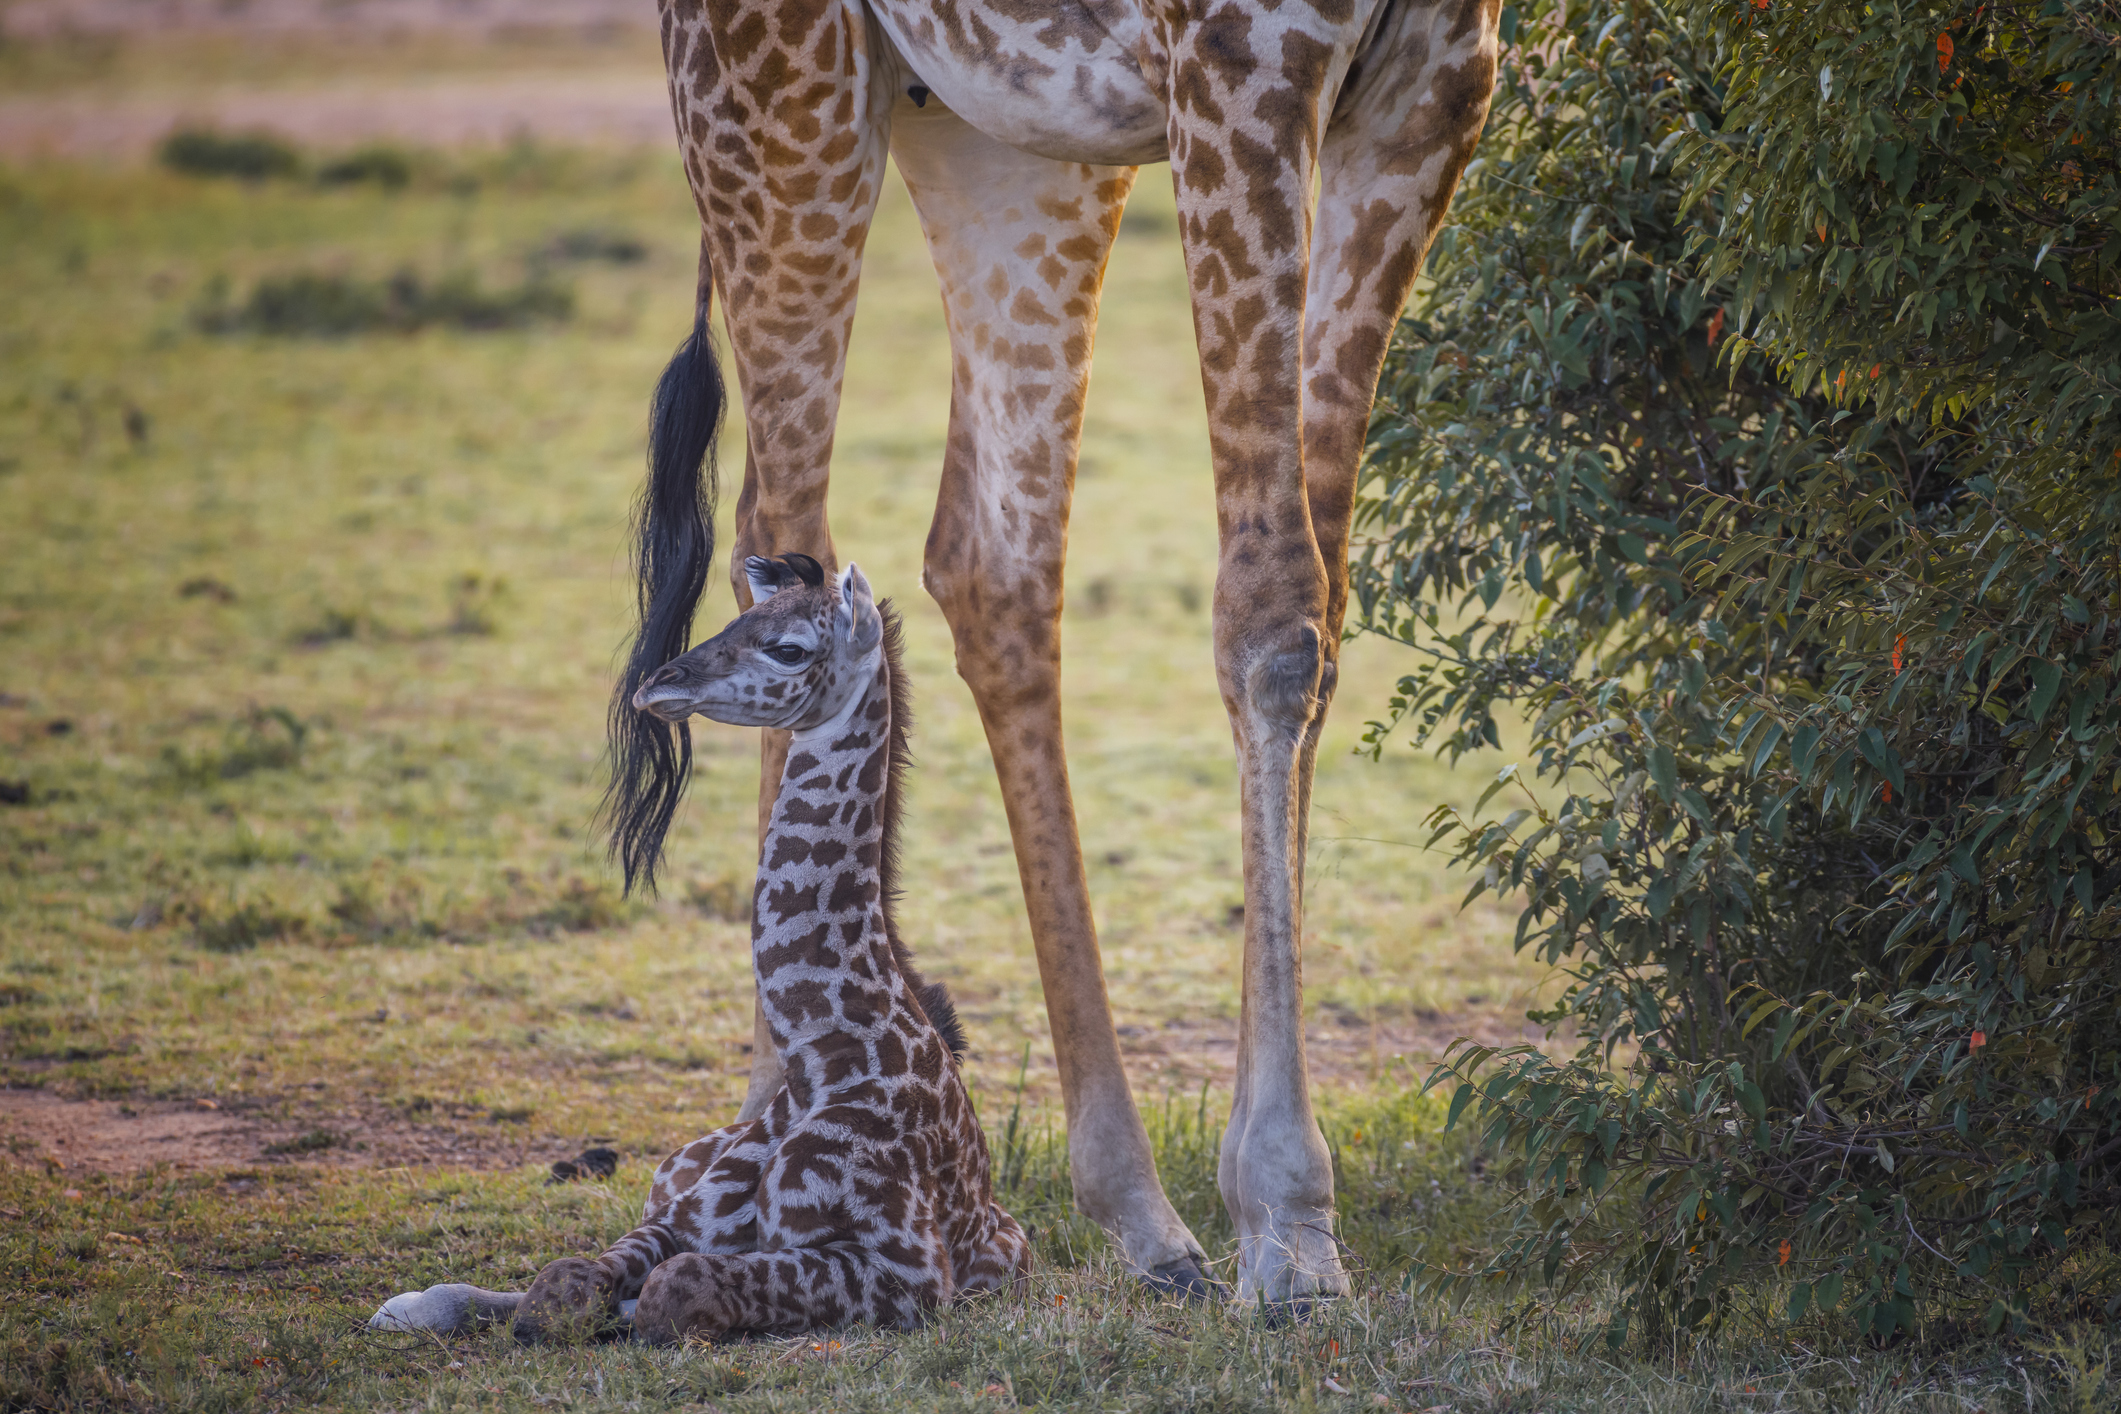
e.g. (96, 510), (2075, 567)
(952, 1202), (1033, 1299)
(635, 1106), (952, 1342)
(368, 1283), (522, 1335)
(1167, 1), (1500, 1305)
(1159, 4), (1367, 1306)
(513, 1113), (784, 1343)
(1293, 0), (1502, 842)
(653, 0), (902, 1122)
(889, 100), (1211, 1291)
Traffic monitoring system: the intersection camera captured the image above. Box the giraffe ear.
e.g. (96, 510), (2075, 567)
(743, 556), (783, 606)
(837, 563), (881, 651)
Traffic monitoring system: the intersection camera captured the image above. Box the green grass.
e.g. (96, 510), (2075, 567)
(0, 139), (1534, 1134)
(2, 1088), (2094, 1412)
(0, 35), (2097, 1410)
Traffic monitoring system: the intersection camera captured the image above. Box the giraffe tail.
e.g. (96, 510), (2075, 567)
(603, 234), (725, 896)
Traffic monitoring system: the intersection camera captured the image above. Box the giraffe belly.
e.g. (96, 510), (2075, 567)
(868, 0), (1170, 166)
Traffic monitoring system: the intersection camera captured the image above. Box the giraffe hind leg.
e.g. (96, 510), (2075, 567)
(368, 1283), (523, 1335)
(633, 1243), (942, 1345)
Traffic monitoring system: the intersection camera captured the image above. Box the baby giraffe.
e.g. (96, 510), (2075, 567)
(371, 554), (1029, 1342)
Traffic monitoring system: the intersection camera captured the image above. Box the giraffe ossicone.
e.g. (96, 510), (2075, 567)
(372, 556), (1030, 1342)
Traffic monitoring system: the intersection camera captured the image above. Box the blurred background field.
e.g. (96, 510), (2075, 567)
(0, 4), (1545, 1167)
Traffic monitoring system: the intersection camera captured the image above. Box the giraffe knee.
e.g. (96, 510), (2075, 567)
(634, 1253), (720, 1346)
(1239, 622), (1328, 731)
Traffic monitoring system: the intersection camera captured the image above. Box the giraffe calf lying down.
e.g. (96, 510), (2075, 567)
(371, 555), (1030, 1343)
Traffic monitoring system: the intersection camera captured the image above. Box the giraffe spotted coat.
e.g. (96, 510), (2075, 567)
(614, 0), (1505, 1304)
(372, 556), (1027, 1343)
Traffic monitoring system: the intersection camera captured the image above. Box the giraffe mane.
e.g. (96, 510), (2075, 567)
(875, 599), (967, 1062)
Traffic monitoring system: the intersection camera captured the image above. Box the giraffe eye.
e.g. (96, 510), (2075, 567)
(765, 643), (807, 665)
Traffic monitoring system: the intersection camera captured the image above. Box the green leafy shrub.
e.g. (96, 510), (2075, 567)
(156, 129), (301, 181)
(1355, 0), (2121, 1345)
(541, 226), (650, 264)
(195, 268), (573, 338)
(315, 144), (413, 190)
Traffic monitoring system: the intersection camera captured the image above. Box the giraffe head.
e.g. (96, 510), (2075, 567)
(632, 553), (884, 733)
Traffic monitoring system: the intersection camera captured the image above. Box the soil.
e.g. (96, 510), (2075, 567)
(0, 1087), (579, 1177)
(0, 69), (673, 160)
(0, 1007), (1553, 1179)
(0, 0), (672, 159)
(3, 0), (648, 40)
(1121, 1009), (1557, 1098)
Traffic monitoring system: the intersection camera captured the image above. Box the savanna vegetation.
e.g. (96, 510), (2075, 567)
(0, 9), (2111, 1411)
(1356, 0), (2120, 1367)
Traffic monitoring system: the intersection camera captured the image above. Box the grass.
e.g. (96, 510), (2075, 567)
(0, 130), (1533, 1136)
(2, 1087), (2094, 1412)
(0, 28), (2098, 1412)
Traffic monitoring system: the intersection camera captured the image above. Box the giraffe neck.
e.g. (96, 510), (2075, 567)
(751, 647), (911, 1104)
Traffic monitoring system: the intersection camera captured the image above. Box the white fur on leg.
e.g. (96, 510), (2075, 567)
(367, 1283), (524, 1334)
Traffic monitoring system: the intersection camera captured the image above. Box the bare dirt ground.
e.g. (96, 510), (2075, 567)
(0, 1087), (588, 1176)
(0, 71), (673, 158)
(3, 0), (646, 40)
(0, 0), (671, 158)
(1, 1008), (1551, 1179)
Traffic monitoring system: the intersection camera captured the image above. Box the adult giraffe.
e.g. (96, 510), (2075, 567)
(607, 0), (1500, 1304)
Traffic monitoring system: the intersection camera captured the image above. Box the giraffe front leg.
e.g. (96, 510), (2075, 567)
(1159, 3), (1384, 1308)
(890, 97), (1212, 1298)
(514, 1115), (782, 1344)
(513, 1222), (687, 1344)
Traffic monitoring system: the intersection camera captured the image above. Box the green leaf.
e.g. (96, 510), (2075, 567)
(1648, 743), (1678, 801)
(1446, 1083), (1478, 1131)
(1788, 1282), (1812, 1321)
(1770, 1008), (1799, 1061)
(2028, 660), (2064, 724)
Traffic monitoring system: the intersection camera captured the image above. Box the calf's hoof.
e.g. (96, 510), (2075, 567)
(513, 1257), (621, 1345)
(1140, 1255), (1225, 1303)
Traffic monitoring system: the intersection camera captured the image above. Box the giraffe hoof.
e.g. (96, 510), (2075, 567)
(1257, 1295), (1334, 1328)
(513, 1257), (623, 1345)
(1140, 1255), (1225, 1303)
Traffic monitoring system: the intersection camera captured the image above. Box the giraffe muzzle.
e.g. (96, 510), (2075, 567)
(632, 664), (702, 720)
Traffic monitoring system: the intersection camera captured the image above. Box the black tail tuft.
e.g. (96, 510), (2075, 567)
(601, 301), (724, 896)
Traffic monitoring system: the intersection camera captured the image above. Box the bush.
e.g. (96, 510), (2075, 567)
(1355, 0), (2121, 1345)
(541, 227), (649, 264)
(195, 267), (573, 338)
(315, 145), (413, 190)
(157, 129), (301, 181)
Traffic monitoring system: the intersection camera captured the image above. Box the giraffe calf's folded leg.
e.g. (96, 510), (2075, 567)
(513, 1222), (684, 1345)
(368, 1283), (523, 1334)
(632, 1244), (940, 1346)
